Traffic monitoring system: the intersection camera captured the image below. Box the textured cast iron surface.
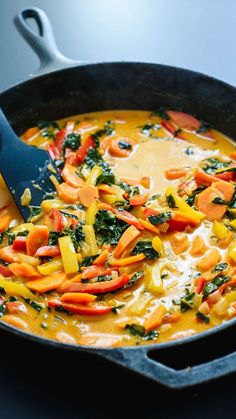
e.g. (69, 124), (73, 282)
(1, 61), (236, 388)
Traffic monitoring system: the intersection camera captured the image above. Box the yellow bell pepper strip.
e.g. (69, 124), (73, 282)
(27, 273), (66, 293)
(58, 236), (79, 275)
(109, 253), (145, 266)
(0, 277), (35, 299)
(48, 299), (112, 315)
(83, 225), (99, 256)
(152, 236), (165, 257)
(212, 221), (229, 239)
(165, 186), (205, 223)
(145, 264), (164, 295)
(86, 165), (103, 186)
(37, 257), (63, 275)
(228, 241), (236, 263)
(85, 201), (98, 225)
(57, 273), (130, 294)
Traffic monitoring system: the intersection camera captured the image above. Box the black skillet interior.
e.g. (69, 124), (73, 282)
(1, 7), (236, 389)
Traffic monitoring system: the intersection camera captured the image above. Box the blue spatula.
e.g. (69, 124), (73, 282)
(0, 109), (61, 221)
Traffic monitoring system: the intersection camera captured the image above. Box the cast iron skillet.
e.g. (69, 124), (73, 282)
(1, 7), (236, 389)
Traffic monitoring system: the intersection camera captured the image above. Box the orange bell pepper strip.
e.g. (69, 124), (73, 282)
(48, 299), (111, 315)
(144, 304), (167, 331)
(0, 264), (12, 277)
(109, 253), (145, 266)
(93, 249), (109, 265)
(59, 273), (130, 294)
(114, 225), (140, 258)
(60, 292), (96, 304)
(197, 248), (221, 271)
(81, 265), (115, 280)
(26, 226), (49, 256)
(27, 273), (66, 293)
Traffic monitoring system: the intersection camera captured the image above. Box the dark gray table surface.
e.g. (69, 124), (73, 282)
(0, 1), (236, 418)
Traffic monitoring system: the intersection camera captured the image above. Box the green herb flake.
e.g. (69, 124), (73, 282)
(212, 197), (227, 205)
(124, 271), (144, 288)
(24, 298), (43, 312)
(212, 263), (228, 272)
(118, 140), (132, 150)
(111, 304), (125, 314)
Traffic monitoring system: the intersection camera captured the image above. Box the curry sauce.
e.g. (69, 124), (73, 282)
(0, 109), (235, 348)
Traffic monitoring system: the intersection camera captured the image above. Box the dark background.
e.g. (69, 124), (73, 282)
(1, 0), (236, 418)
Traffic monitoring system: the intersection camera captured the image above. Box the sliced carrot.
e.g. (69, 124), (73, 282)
(78, 185), (98, 207)
(120, 177), (140, 186)
(197, 248), (221, 271)
(99, 136), (113, 153)
(196, 184), (229, 221)
(57, 182), (79, 203)
(144, 304), (167, 331)
(108, 137), (135, 158)
(0, 246), (20, 263)
(62, 163), (85, 188)
(26, 226), (49, 256)
(0, 215), (11, 233)
(60, 292), (96, 304)
(109, 253), (145, 266)
(93, 249), (109, 265)
(27, 273), (66, 293)
(195, 277), (206, 294)
(129, 194), (148, 206)
(213, 180), (234, 202)
(170, 232), (189, 255)
(97, 184), (116, 195)
(167, 111), (200, 131)
(79, 333), (121, 347)
(230, 151), (236, 160)
(114, 225), (141, 258)
(190, 235), (208, 256)
(138, 218), (160, 235)
(35, 246), (61, 257)
(9, 262), (41, 278)
(165, 168), (187, 180)
(194, 170), (219, 186)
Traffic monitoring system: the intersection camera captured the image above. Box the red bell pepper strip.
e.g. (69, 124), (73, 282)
(76, 136), (95, 163)
(49, 209), (64, 232)
(54, 122), (75, 153)
(48, 299), (112, 315)
(195, 277), (206, 294)
(144, 207), (159, 218)
(12, 236), (27, 251)
(48, 143), (61, 161)
(35, 246), (61, 257)
(215, 171), (236, 181)
(60, 273), (130, 294)
(0, 264), (12, 277)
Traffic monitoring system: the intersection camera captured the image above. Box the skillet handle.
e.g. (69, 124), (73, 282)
(100, 346), (236, 389)
(14, 7), (79, 75)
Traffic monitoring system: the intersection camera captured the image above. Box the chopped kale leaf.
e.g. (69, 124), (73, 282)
(149, 212), (172, 225)
(94, 210), (128, 246)
(196, 312), (210, 323)
(63, 133), (81, 151)
(212, 263), (228, 272)
(166, 194), (177, 208)
(118, 140), (132, 149)
(212, 197), (227, 205)
(131, 241), (159, 260)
